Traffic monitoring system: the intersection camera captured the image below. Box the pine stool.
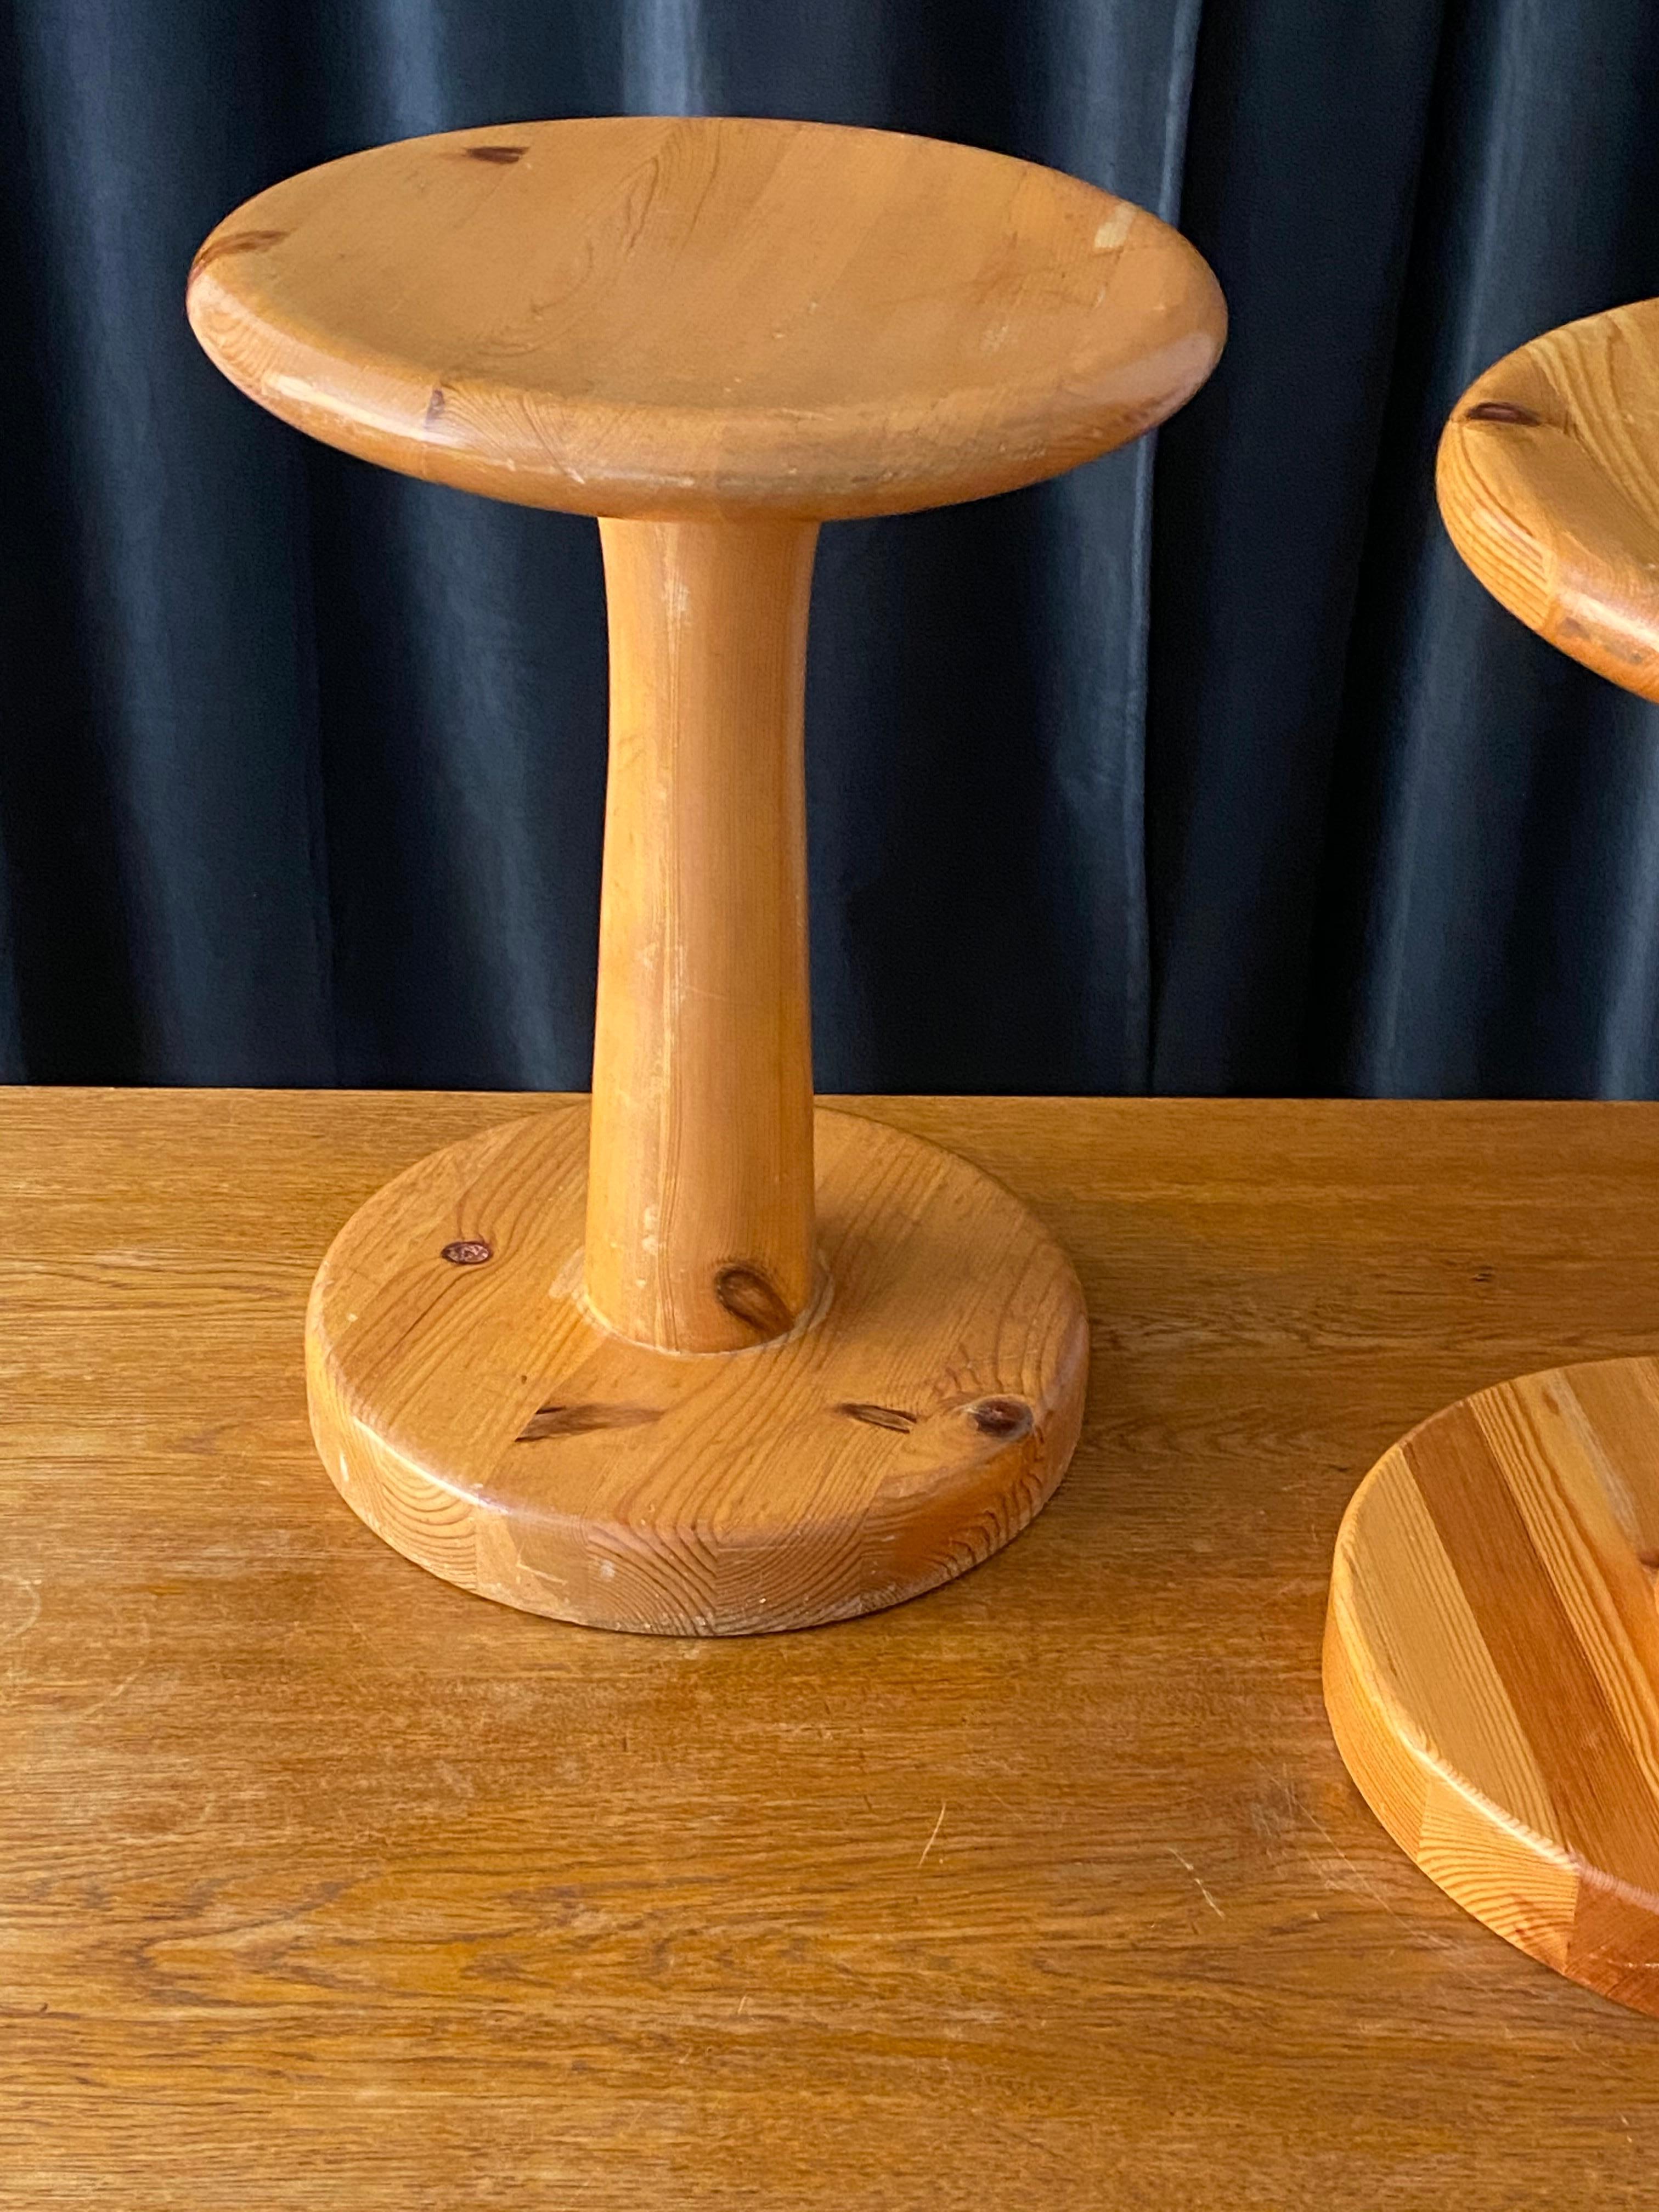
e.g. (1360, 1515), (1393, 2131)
(1326, 301), (1659, 2016)
(189, 116), (1224, 1634)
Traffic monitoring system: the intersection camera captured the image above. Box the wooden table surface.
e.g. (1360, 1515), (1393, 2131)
(5, 1090), (1658, 2208)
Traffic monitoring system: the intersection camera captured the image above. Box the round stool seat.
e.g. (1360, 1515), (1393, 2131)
(1437, 297), (1659, 699)
(187, 114), (1224, 520)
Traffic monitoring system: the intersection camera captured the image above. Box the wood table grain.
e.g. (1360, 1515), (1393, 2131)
(4, 1090), (1658, 2208)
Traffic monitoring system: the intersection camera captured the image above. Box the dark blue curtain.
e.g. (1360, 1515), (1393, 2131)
(2, 0), (1657, 1094)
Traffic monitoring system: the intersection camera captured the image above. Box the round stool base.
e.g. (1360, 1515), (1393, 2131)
(306, 1105), (1090, 1635)
(1325, 1355), (1659, 2017)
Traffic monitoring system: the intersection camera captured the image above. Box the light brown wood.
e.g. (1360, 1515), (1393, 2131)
(308, 1103), (1087, 1632)
(184, 115), (1221, 1623)
(1437, 299), (1659, 698)
(1366, 309), (1659, 2018)
(302, 489), (1088, 1620)
(12, 1090), (1659, 2205)
(1325, 1356), (1659, 2017)
(184, 115), (1225, 521)
(585, 517), (817, 1351)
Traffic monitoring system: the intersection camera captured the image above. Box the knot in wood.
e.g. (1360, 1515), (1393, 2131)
(966, 1395), (1033, 1440)
(1464, 400), (1542, 426)
(713, 1262), (795, 1339)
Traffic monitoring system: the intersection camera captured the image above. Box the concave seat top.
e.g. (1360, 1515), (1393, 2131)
(187, 115), (1224, 521)
(1438, 297), (1659, 700)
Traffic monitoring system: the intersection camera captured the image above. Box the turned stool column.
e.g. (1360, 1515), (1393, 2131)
(586, 516), (819, 1353)
(189, 115), (1224, 1633)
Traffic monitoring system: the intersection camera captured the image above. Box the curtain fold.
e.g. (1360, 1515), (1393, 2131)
(2, 0), (1656, 1094)
(1311, 0), (1659, 1096)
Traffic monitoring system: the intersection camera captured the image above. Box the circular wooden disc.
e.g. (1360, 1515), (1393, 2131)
(1437, 298), (1659, 700)
(187, 115), (1224, 520)
(307, 1105), (1089, 1634)
(1325, 1356), (1659, 2015)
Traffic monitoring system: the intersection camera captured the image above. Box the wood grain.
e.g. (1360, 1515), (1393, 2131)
(308, 1102), (1088, 1632)
(185, 116), (1199, 1609)
(585, 518), (817, 1351)
(7, 1091), (1659, 2205)
(1327, 1356), (1659, 2015)
(1437, 299), (1659, 697)
(185, 115), (1224, 520)
(1409, 309), (1659, 2017)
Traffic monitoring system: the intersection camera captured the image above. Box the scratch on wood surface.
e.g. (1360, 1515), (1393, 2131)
(0, 1577), (41, 1647)
(1167, 1846), (1224, 1917)
(918, 1802), (947, 1866)
(1302, 1810), (1404, 1916)
(69, 1650), (150, 1721)
(1301, 1808), (1498, 2000)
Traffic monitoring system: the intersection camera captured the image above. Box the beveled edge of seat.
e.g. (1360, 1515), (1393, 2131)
(186, 116), (1226, 522)
(1436, 298), (1659, 702)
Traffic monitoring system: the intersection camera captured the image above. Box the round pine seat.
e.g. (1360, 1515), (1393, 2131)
(1438, 298), (1659, 700)
(187, 114), (1224, 521)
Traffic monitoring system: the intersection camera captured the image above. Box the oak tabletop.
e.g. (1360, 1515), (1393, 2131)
(4, 1088), (1658, 2208)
